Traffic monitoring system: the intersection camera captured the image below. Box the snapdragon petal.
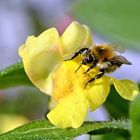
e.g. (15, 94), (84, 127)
(61, 21), (93, 55)
(47, 92), (89, 128)
(112, 78), (139, 101)
(47, 61), (90, 128)
(51, 61), (89, 101)
(46, 60), (111, 128)
(86, 77), (110, 111)
(19, 28), (63, 95)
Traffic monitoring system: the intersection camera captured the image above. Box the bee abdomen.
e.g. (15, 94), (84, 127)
(97, 61), (121, 73)
(104, 65), (119, 73)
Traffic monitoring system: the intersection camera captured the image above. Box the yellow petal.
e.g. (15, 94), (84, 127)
(86, 77), (110, 111)
(51, 61), (89, 101)
(48, 97), (57, 110)
(83, 24), (94, 46)
(47, 61), (90, 128)
(47, 92), (89, 128)
(112, 78), (139, 101)
(47, 60), (111, 128)
(19, 28), (63, 95)
(61, 21), (93, 55)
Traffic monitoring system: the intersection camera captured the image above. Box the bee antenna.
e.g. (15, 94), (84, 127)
(75, 64), (82, 73)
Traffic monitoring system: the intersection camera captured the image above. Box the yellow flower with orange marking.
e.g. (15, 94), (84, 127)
(19, 21), (139, 128)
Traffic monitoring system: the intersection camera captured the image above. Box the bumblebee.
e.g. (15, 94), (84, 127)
(66, 44), (132, 88)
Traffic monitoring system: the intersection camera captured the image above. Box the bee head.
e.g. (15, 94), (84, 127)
(82, 54), (95, 64)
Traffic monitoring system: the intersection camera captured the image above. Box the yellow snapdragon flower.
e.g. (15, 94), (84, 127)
(19, 21), (139, 128)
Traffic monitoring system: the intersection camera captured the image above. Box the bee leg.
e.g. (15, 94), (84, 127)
(84, 69), (105, 89)
(83, 64), (95, 74)
(65, 48), (89, 61)
(75, 64), (82, 73)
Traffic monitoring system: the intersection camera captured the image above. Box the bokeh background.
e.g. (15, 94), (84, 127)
(0, 0), (140, 139)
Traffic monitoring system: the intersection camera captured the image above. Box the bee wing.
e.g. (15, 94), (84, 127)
(109, 43), (125, 54)
(110, 55), (132, 65)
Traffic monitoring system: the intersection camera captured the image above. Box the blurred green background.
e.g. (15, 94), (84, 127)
(74, 0), (140, 50)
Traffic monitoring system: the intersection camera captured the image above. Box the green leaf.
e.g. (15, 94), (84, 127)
(0, 119), (130, 140)
(130, 95), (140, 140)
(0, 62), (32, 89)
(74, 0), (140, 50)
(104, 86), (129, 118)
